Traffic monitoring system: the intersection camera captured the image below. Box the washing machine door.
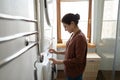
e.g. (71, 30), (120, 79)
(36, 63), (43, 80)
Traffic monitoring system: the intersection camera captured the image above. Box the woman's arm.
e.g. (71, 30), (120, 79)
(49, 49), (65, 55)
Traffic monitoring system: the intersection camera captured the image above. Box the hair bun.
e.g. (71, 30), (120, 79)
(75, 14), (80, 20)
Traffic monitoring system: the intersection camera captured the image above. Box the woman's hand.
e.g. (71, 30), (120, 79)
(49, 49), (57, 54)
(49, 58), (63, 64)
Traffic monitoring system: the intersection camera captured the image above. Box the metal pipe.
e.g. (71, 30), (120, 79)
(0, 13), (37, 22)
(0, 42), (38, 68)
(0, 31), (38, 44)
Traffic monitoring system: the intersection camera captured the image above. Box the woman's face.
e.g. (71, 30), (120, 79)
(63, 22), (74, 33)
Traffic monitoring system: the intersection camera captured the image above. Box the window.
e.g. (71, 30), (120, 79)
(57, 0), (92, 43)
(101, 0), (119, 39)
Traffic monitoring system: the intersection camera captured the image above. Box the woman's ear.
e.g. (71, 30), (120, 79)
(71, 21), (76, 27)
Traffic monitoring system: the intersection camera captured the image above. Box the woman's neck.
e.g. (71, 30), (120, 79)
(73, 26), (80, 35)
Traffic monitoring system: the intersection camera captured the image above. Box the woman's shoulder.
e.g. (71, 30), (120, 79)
(77, 31), (85, 38)
(75, 32), (87, 41)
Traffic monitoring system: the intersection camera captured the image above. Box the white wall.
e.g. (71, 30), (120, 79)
(0, 0), (38, 80)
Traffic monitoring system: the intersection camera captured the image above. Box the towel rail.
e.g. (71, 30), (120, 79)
(0, 13), (37, 22)
(0, 1), (41, 69)
(0, 31), (38, 44)
(0, 42), (38, 68)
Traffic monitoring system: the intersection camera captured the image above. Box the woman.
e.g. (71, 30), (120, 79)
(49, 13), (87, 80)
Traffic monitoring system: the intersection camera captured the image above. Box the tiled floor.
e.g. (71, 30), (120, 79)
(56, 70), (120, 80)
(97, 70), (120, 80)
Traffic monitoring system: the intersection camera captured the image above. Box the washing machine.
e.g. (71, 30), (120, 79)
(36, 50), (57, 80)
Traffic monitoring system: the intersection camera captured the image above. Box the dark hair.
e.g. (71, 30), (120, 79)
(62, 13), (80, 25)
